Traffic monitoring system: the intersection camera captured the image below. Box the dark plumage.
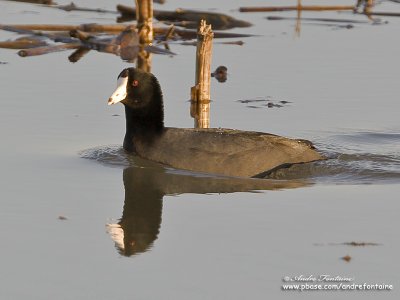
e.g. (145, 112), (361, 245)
(108, 68), (324, 177)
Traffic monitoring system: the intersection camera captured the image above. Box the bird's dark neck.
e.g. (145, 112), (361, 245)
(123, 105), (164, 152)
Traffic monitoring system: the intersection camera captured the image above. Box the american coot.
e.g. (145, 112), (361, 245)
(108, 67), (324, 178)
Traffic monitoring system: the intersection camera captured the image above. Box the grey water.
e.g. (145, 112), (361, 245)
(1, 0), (400, 299)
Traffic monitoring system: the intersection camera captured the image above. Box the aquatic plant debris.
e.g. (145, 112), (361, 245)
(211, 66), (227, 83)
(236, 97), (292, 109)
(0, 22), (254, 62)
(0, 36), (48, 49)
(1, 0), (256, 61)
(117, 5), (252, 30)
(314, 241), (381, 246)
(266, 16), (370, 24)
(239, 5), (356, 12)
(0, 24), (175, 61)
(341, 255), (352, 262)
(343, 241), (380, 246)
(241, 0), (398, 17)
(6, 0), (54, 4)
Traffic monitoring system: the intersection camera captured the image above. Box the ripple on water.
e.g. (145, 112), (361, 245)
(80, 131), (400, 185)
(79, 145), (174, 171)
(265, 131), (400, 184)
(79, 145), (132, 168)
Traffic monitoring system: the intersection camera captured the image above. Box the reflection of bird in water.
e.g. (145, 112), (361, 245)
(107, 167), (163, 257)
(106, 158), (309, 257)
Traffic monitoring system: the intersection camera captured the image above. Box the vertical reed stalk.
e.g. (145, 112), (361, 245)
(135, 0), (153, 44)
(295, 0), (302, 37)
(135, 0), (153, 71)
(191, 20), (214, 129)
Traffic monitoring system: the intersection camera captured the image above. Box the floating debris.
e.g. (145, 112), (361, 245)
(0, 24), (175, 61)
(341, 255), (352, 262)
(18, 43), (80, 57)
(314, 241), (381, 246)
(0, 36), (48, 49)
(304, 23), (355, 30)
(68, 47), (90, 63)
(363, 11), (400, 17)
(0, 61), (8, 64)
(220, 40), (244, 46)
(181, 40), (244, 46)
(0, 23), (255, 39)
(0, 2), (255, 63)
(56, 2), (116, 14)
(240, 5), (355, 12)
(6, 0), (54, 4)
(58, 215), (68, 220)
(117, 5), (252, 30)
(266, 16), (369, 24)
(343, 241), (380, 246)
(211, 66), (227, 83)
(236, 97), (292, 109)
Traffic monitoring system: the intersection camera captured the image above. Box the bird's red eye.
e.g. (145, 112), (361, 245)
(132, 80), (139, 87)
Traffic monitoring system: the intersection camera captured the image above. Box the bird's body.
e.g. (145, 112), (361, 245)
(108, 68), (324, 178)
(130, 127), (322, 177)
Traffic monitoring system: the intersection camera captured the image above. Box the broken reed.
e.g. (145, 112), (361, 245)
(191, 20), (213, 129)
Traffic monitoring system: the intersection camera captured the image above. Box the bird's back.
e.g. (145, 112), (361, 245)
(133, 127), (324, 177)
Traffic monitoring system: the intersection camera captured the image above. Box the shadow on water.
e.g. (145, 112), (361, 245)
(80, 146), (308, 256)
(80, 131), (400, 255)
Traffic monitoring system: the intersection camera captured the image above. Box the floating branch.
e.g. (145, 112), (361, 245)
(0, 36), (48, 49)
(239, 6), (355, 12)
(5, 0), (54, 4)
(0, 23), (128, 33)
(56, 2), (117, 14)
(181, 40), (243, 47)
(18, 43), (81, 57)
(364, 11), (400, 17)
(168, 28), (254, 40)
(0, 25), (76, 43)
(343, 241), (380, 246)
(68, 47), (91, 63)
(69, 29), (94, 42)
(5, 24), (171, 60)
(266, 16), (369, 24)
(1, 23), (254, 39)
(117, 5), (252, 30)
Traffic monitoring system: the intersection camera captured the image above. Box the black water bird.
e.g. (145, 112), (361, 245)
(108, 67), (324, 177)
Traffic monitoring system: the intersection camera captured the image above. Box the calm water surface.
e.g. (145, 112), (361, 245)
(1, 0), (399, 299)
